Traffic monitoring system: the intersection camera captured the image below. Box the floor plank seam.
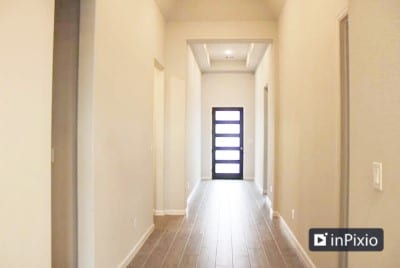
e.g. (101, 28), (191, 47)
(247, 181), (289, 267)
(177, 189), (205, 267)
(246, 182), (295, 268)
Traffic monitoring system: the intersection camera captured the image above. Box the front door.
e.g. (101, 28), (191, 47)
(212, 107), (244, 179)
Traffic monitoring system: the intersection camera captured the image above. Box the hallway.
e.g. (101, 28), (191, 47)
(2, 0), (400, 267)
(129, 181), (305, 268)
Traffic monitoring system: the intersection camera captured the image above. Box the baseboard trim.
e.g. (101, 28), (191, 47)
(279, 216), (316, 268)
(201, 177), (254, 181)
(153, 209), (165, 216)
(272, 210), (280, 218)
(255, 181), (263, 194)
(187, 180), (200, 205)
(265, 195), (279, 219)
(165, 209), (186, 215)
(153, 209), (186, 216)
(266, 195), (272, 208)
(119, 223), (155, 268)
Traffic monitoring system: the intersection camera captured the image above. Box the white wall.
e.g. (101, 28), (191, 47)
(277, 0), (347, 267)
(348, 1), (400, 267)
(254, 45), (277, 200)
(78, 0), (165, 267)
(0, 1), (54, 267)
(77, 0), (95, 266)
(185, 47), (202, 199)
(165, 20), (277, 210)
(201, 73), (255, 180)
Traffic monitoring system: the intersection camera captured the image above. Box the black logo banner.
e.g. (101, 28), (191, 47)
(309, 228), (384, 251)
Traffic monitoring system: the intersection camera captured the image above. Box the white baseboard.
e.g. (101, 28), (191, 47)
(265, 195), (279, 219)
(271, 210), (280, 218)
(153, 209), (165, 216)
(202, 177), (254, 181)
(164, 209), (186, 215)
(266, 195), (272, 208)
(279, 216), (316, 268)
(255, 182), (263, 194)
(187, 179), (200, 205)
(154, 209), (186, 216)
(119, 223), (155, 268)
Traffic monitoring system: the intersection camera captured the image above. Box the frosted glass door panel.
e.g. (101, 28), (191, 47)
(215, 164), (240, 174)
(215, 110), (240, 121)
(215, 150), (240, 160)
(215, 137), (240, 147)
(215, 124), (240, 134)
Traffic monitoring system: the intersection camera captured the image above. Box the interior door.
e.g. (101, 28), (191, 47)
(212, 107), (244, 179)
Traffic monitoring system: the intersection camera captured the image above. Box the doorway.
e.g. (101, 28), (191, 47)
(51, 0), (79, 266)
(212, 107), (244, 179)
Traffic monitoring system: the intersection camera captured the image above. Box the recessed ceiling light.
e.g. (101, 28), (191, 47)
(225, 49), (233, 55)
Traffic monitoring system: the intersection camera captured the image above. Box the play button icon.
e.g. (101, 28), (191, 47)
(314, 234), (327, 247)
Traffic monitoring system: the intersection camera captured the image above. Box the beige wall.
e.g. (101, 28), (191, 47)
(164, 76), (186, 210)
(277, 0), (347, 267)
(78, 0), (165, 267)
(201, 73), (255, 180)
(185, 47), (202, 198)
(348, 1), (400, 267)
(165, 20), (277, 210)
(254, 45), (277, 203)
(0, 1), (54, 267)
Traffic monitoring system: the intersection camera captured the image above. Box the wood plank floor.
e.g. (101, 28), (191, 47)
(128, 180), (306, 268)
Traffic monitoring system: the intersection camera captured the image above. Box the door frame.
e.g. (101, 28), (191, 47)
(211, 107), (244, 180)
(338, 10), (349, 268)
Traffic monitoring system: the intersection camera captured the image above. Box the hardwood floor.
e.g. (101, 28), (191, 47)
(128, 180), (306, 268)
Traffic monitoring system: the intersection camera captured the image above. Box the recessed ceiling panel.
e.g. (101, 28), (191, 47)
(189, 41), (270, 73)
(207, 43), (250, 61)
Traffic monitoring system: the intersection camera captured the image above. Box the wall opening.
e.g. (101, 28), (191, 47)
(51, 0), (80, 266)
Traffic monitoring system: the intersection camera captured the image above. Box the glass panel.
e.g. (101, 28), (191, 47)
(215, 124), (240, 134)
(215, 110), (240, 121)
(215, 137), (240, 147)
(215, 150), (240, 160)
(215, 163), (240, 174)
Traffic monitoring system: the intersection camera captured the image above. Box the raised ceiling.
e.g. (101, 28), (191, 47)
(190, 41), (269, 73)
(155, 0), (286, 21)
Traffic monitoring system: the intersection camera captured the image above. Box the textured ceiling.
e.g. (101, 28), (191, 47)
(155, 0), (286, 21)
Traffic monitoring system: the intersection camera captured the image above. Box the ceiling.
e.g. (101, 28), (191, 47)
(190, 41), (269, 73)
(155, 0), (286, 21)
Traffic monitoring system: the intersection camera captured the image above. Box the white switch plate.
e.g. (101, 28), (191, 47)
(372, 162), (383, 191)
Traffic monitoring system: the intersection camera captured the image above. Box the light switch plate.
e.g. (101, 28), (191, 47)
(372, 162), (383, 191)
